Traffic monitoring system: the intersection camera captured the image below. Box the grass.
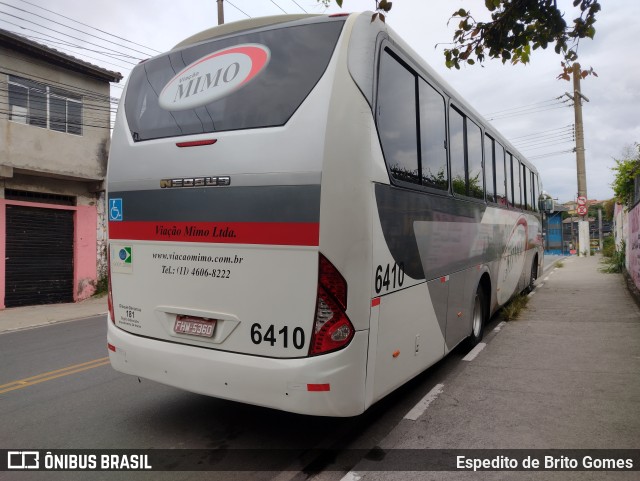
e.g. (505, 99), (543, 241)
(93, 276), (108, 297)
(599, 240), (625, 274)
(600, 251), (625, 273)
(501, 294), (530, 322)
(556, 261), (564, 268)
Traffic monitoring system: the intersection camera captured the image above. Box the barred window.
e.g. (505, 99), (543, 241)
(8, 75), (83, 135)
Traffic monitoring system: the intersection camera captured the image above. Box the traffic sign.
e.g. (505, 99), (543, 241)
(577, 196), (587, 206)
(577, 205), (588, 216)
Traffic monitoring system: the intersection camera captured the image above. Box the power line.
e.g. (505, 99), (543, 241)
(226, 1), (251, 18)
(0, 1), (157, 58)
(0, 24), (137, 69)
(0, 108), (114, 130)
(269, 0), (289, 14)
(509, 124), (574, 141)
(13, 0), (161, 54)
(520, 139), (576, 152)
(528, 149), (575, 160)
(512, 129), (575, 148)
(1, 61), (120, 102)
(483, 97), (561, 117)
(488, 104), (572, 121)
(290, 0), (308, 13)
(0, 11), (144, 61)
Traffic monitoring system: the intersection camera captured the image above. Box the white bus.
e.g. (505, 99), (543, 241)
(107, 12), (543, 417)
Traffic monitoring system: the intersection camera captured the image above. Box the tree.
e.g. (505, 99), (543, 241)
(319, 1), (601, 80)
(610, 143), (640, 207)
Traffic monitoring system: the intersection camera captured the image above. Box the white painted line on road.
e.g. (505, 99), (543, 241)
(538, 282), (544, 287)
(404, 383), (445, 421)
(462, 342), (486, 362)
(527, 290), (536, 298)
(544, 276), (550, 281)
(340, 471), (363, 481)
(493, 321), (507, 332)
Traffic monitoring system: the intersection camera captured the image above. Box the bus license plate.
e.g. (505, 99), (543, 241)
(174, 316), (216, 338)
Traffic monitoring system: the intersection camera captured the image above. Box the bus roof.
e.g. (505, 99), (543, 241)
(172, 14), (321, 50)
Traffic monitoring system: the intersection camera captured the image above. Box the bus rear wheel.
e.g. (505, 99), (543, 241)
(466, 285), (486, 349)
(525, 257), (538, 294)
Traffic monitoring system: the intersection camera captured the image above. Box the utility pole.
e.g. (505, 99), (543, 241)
(566, 63), (590, 257)
(598, 208), (603, 252)
(217, 0), (225, 25)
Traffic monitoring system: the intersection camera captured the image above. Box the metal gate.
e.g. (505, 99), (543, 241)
(5, 205), (74, 307)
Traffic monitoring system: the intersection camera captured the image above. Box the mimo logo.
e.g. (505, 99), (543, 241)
(158, 44), (270, 111)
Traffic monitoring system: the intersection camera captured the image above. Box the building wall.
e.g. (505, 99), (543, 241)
(0, 43), (114, 309)
(0, 46), (111, 179)
(628, 203), (640, 290)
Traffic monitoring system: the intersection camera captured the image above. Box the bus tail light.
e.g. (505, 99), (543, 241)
(107, 248), (115, 324)
(309, 255), (354, 356)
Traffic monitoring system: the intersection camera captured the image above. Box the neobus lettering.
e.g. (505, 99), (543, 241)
(173, 62), (241, 103)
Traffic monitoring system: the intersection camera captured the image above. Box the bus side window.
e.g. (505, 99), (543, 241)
(505, 152), (513, 207)
(484, 134), (496, 203)
(449, 106), (484, 199)
(377, 50), (420, 185)
(532, 172), (539, 212)
(418, 79), (448, 190)
(466, 120), (483, 199)
(449, 107), (466, 196)
(495, 142), (506, 206)
(514, 158), (522, 209)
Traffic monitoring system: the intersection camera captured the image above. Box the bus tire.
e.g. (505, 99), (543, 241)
(466, 285), (486, 349)
(525, 257), (538, 294)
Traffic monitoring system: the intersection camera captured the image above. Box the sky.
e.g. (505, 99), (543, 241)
(2, 0), (639, 203)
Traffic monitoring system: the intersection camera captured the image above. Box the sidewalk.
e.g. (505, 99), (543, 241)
(346, 255), (640, 480)
(0, 295), (107, 333)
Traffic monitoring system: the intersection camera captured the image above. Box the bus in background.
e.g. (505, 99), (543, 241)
(106, 12), (543, 416)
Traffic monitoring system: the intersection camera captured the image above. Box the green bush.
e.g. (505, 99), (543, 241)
(600, 241), (625, 273)
(602, 236), (616, 258)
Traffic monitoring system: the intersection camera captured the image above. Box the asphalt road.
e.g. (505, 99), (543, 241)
(0, 256), (568, 481)
(0, 312), (496, 481)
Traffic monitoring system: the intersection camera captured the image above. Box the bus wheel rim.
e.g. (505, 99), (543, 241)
(472, 294), (482, 337)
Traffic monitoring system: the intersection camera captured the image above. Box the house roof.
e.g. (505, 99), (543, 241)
(0, 28), (123, 83)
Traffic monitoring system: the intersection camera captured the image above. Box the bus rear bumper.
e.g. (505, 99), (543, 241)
(107, 320), (369, 417)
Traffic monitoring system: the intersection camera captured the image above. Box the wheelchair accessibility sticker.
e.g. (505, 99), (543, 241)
(109, 198), (123, 221)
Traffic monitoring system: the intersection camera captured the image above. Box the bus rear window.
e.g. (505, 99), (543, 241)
(125, 19), (345, 142)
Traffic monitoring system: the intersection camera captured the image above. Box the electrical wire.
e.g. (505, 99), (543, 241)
(13, 0), (161, 54)
(0, 1), (157, 58)
(269, 0), (289, 14)
(290, 0), (309, 13)
(509, 124), (574, 141)
(520, 139), (576, 152)
(0, 11), (144, 61)
(483, 96), (562, 117)
(226, 1), (251, 18)
(0, 24), (137, 69)
(513, 130), (575, 148)
(488, 103), (572, 121)
(528, 149), (575, 160)
(1, 64), (120, 104)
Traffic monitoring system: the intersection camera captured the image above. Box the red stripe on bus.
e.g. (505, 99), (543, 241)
(371, 297), (381, 307)
(108, 221), (319, 246)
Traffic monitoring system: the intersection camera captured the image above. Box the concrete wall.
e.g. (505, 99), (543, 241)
(0, 43), (115, 308)
(628, 203), (640, 290)
(0, 46), (111, 180)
